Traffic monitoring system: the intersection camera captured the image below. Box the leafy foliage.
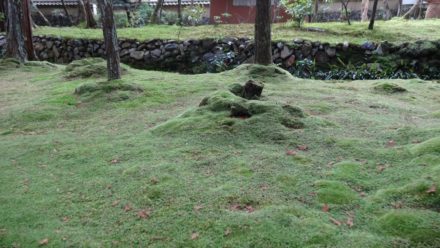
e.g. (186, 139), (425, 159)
(281, 0), (313, 28)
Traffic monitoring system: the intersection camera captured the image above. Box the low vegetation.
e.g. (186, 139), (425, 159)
(34, 19), (440, 44)
(0, 60), (439, 247)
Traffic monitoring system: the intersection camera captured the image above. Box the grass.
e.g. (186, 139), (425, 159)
(34, 19), (440, 44)
(0, 59), (440, 247)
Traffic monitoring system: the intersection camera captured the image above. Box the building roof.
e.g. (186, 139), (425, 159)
(145, 0), (210, 6)
(33, 0), (79, 6)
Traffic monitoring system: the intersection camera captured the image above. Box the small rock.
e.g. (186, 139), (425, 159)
(325, 47), (336, 57)
(243, 80), (264, 100)
(130, 51), (144, 60)
(280, 46), (292, 59)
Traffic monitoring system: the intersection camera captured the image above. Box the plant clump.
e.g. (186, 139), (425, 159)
(315, 180), (359, 205)
(373, 83), (407, 94)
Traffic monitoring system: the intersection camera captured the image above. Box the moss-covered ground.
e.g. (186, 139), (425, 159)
(0, 59), (439, 247)
(34, 19), (440, 44)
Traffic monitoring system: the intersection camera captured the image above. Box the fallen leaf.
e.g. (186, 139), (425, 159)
(297, 145), (308, 151)
(110, 159), (119, 164)
(329, 217), (342, 226)
(150, 177), (159, 185)
(224, 228), (232, 236)
(39, 238), (49, 246)
(426, 184), (437, 194)
(191, 232), (199, 240)
(111, 200), (120, 207)
(346, 217), (354, 227)
(286, 150), (297, 156)
(359, 192), (366, 197)
(386, 140), (396, 148)
(377, 165), (386, 173)
(322, 204), (329, 212)
(245, 205), (255, 213)
(62, 216), (69, 223)
(123, 204), (132, 212)
(193, 205), (204, 211)
(137, 209), (150, 219)
(392, 201), (403, 209)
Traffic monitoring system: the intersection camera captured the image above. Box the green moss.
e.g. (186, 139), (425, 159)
(315, 180), (359, 204)
(331, 161), (364, 182)
(373, 83), (407, 94)
(377, 209), (440, 244)
(65, 58), (128, 79)
(410, 137), (440, 156)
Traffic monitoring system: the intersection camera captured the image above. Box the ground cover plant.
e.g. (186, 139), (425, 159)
(34, 19), (440, 44)
(0, 59), (439, 247)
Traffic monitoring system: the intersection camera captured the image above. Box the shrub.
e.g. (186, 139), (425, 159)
(281, 0), (313, 28)
(183, 4), (206, 26)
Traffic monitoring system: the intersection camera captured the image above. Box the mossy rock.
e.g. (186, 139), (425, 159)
(377, 209), (440, 244)
(373, 83), (407, 94)
(410, 137), (440, 156)
(65, 58), (128, 79)
(315, 180), (359, 204)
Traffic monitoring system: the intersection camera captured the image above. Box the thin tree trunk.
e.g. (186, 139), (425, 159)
(313, 0), (319, 22)
(151, 0), (164, 24)
(60, 0), (73, 25)
(84, 0), (97, 28)
(254, 0), (272, 65)
(5, 0), (27, 63)
(342, 1), (351, 25)
(383, 0), (392, 20)
(0, 0), (5, 32)
(402, 0), (422, 19)
(97, 0), (121, 80)
(397, 0), (402, 16)
(77, 0), (86, 24)
(30, 0), (51, 26)
(361, 0), (369, 21)
(368, 0), (379, 30)
(21, 0), (35, 60)
(177, 0), (182, 25)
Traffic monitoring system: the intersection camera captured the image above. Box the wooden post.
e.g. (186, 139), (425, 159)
(97, 0), (121, 80)
(254, 0), (272, 65)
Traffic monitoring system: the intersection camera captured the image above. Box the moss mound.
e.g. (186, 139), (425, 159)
(74, 80), (144, 102)
(315, 180), (359, 204)
(410, 136), (440, 156)
(373, 83), (407, 94)
(224, 64), (296, 84)
(377, 209), (440, 244)
(153, 90), (305, 142)
(65, 58), (128, 79)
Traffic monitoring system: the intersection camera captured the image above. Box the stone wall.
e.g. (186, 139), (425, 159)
(0, 35), (439, 79)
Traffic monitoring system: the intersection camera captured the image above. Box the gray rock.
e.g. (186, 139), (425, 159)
(280, 46), (292, 59)
(325, 47), (336, 57)
(164, 43), (178, 51)
(130, 50), (144, 60)
(151, 49), (162, 58)
(120, 49), (130, 57)
(121, 42), (131, 49)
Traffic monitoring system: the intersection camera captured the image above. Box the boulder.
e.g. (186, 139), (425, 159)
(243, 80), (264, 100)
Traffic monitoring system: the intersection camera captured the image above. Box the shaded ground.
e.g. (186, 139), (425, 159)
(0, 59), (439, 247)
(34, 19), (440, 44)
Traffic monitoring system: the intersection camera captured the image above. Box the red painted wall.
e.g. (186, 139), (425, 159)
(210, 0), (290, 24)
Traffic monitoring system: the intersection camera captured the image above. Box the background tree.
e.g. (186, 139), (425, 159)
(97, 0), (121, 80)
(151, 0), (164, 24)
(402, 0), (422, 19)
(368, 0), (379, 29)
(77, 0), (87, 24)
(21, 0), (35, 60)
(5, 0), (27, 63)
(254, 0), (272, 65)
(281, 0), (313, 28)
(361, 0), (369, 21)
(30, 0), (51, 26)
(177, 0), (182, 25)
(60, 0), (73, 25)
(340, 0), (351, 25)
(84, 0), (97, 28)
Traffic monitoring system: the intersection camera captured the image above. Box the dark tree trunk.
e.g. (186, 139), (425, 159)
(60, 0), (72, 25)
(341, 0), (351, 25)
(21, 0), (35, 60)
(97, 0), (121, 80)
(5, 0), (27, 63)
(368, 0), (379, 29)
(151, 0), (164, 24)
(313, 0), (319, 22)
(177, 0), (182, 25)
(254, 0), (272, 65)
(77, 0), (86, 24)
(30, 0), (51, 26)
(84, 0), (97, 28)
(0, 0), (5, 32)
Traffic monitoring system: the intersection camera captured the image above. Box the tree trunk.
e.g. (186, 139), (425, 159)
(151, 0), (164, 24)
(313, 0), (319, 22)
(0, 0), (6, 32)
(397, 0), (402, 16)
(84, 0), (97, 28)
(5, 0), (27, 63)
(368, 0), (379, 30)
(402, 0), (422, 19)
(21, 0), (35, 60)
(30, 0), (51, 26)
(361, 0), (369, 21)
(177, 0), (182, 25)
(97, 0), (121, 81)
(254, 0), (272, 65)
(60, 0), (73, 25)
(383, 0), (392, 20)
(341, 1), (351, 25)
(77, 0), (86, 24)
